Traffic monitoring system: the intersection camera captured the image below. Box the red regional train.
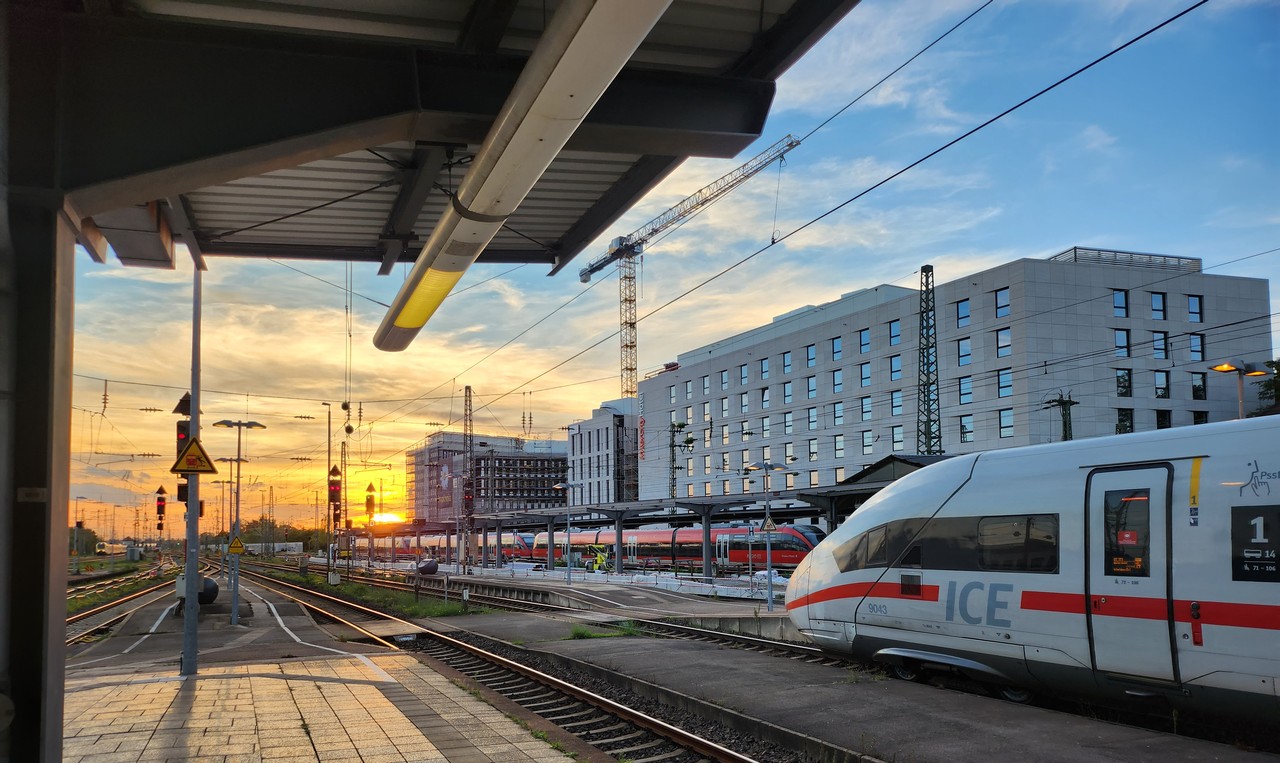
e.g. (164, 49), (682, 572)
(786, 417), (1280, 719)
(362, 531), (534, 562)
(532, 525), (820, 572)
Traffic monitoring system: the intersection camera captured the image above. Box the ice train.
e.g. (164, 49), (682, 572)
(785, 417), (1279, 718)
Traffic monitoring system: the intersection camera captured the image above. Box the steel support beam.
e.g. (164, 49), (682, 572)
(377, 145), (450, 275)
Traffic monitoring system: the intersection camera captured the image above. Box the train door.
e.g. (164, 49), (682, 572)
(1085, 466), (1175, 682)
(715, 535), (731, 568)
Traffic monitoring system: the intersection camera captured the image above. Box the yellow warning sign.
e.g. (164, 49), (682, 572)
(761, 517), (777, 532)
(228, 536), (246, 555)
(170, 437), (219, 475)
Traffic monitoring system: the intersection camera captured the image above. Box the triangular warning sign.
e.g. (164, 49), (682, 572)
(170, 437), (219, 475)
(761, 517), (778, 532)
(227, 536), (246, 555)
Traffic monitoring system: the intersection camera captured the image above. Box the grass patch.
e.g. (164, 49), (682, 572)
(66, 571), (177, 616)
(568, 625), (617, 640)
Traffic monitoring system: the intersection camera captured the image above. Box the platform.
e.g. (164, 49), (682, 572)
(63, 579), (601, 763)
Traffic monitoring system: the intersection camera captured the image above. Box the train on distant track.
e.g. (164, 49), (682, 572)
(786, 417), (1280, 719)
(94, 542), (130, 555)
(354, 524), (822, 573)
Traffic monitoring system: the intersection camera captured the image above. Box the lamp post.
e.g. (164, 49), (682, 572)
(745, 461), (788, 612)
(1209, 359), (1269, 420)
(213, 419), (266, 626)
(553, 482), (583, 584)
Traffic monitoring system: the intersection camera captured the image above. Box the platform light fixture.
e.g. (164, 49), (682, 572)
(1209, 359), (1268, 419)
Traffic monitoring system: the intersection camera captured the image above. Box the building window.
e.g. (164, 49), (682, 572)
(835, 466), (846, 482)
(862, 430), (874, 455)
(1113, 289), (1129, 318)
(685, 405), (694, 423)
(1117, 408), (1134, 434)
(832, 369), (843, 393)
(722, 480), (731, 496)
(720, 398), (729, 418)
(668, 385), (676, 404)
(807, 407), (818, 430)
(859, 328), (870, 354)
(831, 337), (842, 361)
(740, 478), (752, 493)
(958, 338), (972, 366)
(761, 445), (771, 462)
(1114, 329), (1129, 358)
(998, 409), (1014, 438)
(889, 319), (901, 346)
(958, 376), (973, 405)
(1116, 368), (1132, 397)
(703, 482), (712, 497)
(1156, 410), (1171, 429)
(806, 344), (817, 367)
(1152, 331), (1168, 360)
(760, 388), (770, 409)
(1155, 370), (1170, 399)
(740, 421), (752, 441)
(806, 376), (817, 399)
(889, 355), (902, 381)
(760, 416), (771, 438)
(759, 357), (769, 380)
(1189, 333), (1204, 362)
(741, 449), (751, 469)
(687, 484), (694, 497)
(720, 370), (729, 390)
(782, 351), (792, 374)
(703, 455), (712, 474)
(783, 411), (794, 435)
(739, 392), (749, 414)
(783, 442), (795, 463)
(997, 368), (1013, 398)
(808, 438), (819, 461)
(1188, 294), (1203, 323)
(959, 414), (974, 443)
(891, 425), (904, 452)
(890, 390), (903, 416)
(860, 362), (871, 387)
(739, 364), (749, 385)
(995, 287), (1010, 318)
(834, 434), (845, 458)
(995, 327), (1011, 358)
(1192, 410), (1208, 425)
(956, 299), (970, 328)
(786, 472), (797, 490)
(702, 375), (710, 395)
(686, 458), (694, 476)
(1151, 292), (1166, 320)
(782, 381), (793, 404)
(860, 396), (872, 421)
(702, 401), (711, 421)
(704, 428), (712, 448)
(832, 401), (844, 425)
(1191, 372), (1206, 401)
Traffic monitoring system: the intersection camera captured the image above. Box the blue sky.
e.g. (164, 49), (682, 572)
(71, 0), (1278, 530)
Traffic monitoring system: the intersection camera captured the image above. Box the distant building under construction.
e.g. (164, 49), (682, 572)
(405, 433), (568, 525)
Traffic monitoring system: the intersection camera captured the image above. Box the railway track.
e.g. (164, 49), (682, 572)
(236, 566), (799, 763)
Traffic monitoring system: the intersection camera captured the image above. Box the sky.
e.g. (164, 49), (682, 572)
(70, 0), (1279, 538)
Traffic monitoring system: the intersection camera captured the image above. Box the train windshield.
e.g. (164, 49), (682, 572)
(789, 525), (827, 548)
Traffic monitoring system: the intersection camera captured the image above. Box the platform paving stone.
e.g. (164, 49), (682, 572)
(65, 653), (575, 762)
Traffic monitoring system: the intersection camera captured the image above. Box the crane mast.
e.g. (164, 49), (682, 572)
(580, 134), (801, 397)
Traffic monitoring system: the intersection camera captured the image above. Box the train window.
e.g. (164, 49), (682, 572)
(833, 532), (866, 573)
(1103, 489), (1149, 577)
(866, 527), (888, 566)
(978, 515), (1059, 573)
(899, 544), (922, 568)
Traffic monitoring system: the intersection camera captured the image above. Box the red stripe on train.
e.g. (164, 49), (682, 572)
(786, 582), (940, 610)
(1021, 591), (1280, 630)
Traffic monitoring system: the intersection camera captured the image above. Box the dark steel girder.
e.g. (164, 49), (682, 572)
(34, 10), (775, 217)
(377, 144), (451, 275)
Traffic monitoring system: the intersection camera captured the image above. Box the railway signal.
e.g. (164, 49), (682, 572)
(328, 469), (342, 526)
(176, 419), (190, 455)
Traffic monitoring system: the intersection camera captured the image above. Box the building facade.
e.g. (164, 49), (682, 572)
(634, 247), (1272, 501)
(406, 433), (568, 524)
(564, 398), (639, 507)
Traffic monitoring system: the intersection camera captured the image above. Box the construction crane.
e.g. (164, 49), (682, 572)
(579, 134), (801, 398)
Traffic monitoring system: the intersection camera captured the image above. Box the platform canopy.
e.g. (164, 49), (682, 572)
(36, 0), (861, 296)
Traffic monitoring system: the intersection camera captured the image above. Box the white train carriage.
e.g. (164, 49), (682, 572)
(785, 417), (1279, 718)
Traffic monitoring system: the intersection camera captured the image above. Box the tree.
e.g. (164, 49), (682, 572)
(1251, 359), (1279, 413)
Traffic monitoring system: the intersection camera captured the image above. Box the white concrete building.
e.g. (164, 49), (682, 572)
(633, 247), (1272, 501)
(564, 398), (639, 507)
